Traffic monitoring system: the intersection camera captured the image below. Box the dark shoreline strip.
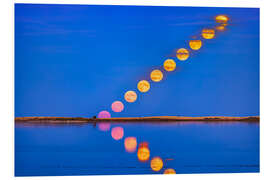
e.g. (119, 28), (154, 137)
(15, 116), (260, 124)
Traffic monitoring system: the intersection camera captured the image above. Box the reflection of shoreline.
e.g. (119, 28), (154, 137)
(15, 116), (259, 125)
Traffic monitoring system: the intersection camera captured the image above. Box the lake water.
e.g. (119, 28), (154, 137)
(15, 121), (259, 176)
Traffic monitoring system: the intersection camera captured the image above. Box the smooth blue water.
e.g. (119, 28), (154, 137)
(15, 122), (259, 176)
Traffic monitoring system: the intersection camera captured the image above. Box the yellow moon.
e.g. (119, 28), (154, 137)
(215, 15), (229, 24)
(150, 69), (163, 82)
(176, 48), (189, 61)
(202, 28), (215, 39)
(163, 59), (176, 72)
(150, 157), (163, 172)
(137, 80), (150, 93)
(189, 40), (202, 50)
(124, 91), (137, 103)
(202, 29), (215, 39)
(164, 168), (176, 174)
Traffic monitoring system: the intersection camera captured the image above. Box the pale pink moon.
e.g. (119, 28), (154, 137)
(98, 111), (111, 119)
(98, 123), (111, 131)
(111, 127), (124, 140)
(111, 101), (124, 112)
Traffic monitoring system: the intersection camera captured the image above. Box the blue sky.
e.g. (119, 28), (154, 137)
(15, 4), (259, 117)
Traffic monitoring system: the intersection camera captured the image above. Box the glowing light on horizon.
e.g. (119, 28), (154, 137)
(215, 15), (229, 24)
(111, 101), (124, 112)
(124, 90), (137, 103)
(98, 111), (111, 119)
(202, 29), (215, 39)
(189, 40), (202, 50)
(163, 59), (176, 72)
(137, 80), (150, 93)
(176, 48), (189, 61)
(150, 157), (163, 172)
(164, 168), (176, 174)
(124, 137), (137, 153)
(150, 70), (163, 82)
(111, 127), (124, 140)
(98, 122), (110, 131)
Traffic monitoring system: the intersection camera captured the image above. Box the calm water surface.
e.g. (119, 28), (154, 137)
(15, 121), (259, 176)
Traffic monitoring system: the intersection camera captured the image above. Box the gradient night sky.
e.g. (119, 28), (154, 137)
(15, 4), (259, 117)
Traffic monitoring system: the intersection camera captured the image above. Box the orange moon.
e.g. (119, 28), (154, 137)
(150, 157), (163, 172)
(163, 59), (176, 72)
(124, 137), (137, 153)
(150, 69), (163, 82)
(137, 146), (150, 162)
(176, 48), (189, 61)
(202, 28), (215, 39)
(137, 80), (150, 93)
(164, 168), (176, 174)
(124, 91), (137, 103)
(189, 40), (202, 50)
(215, 15), (229, 24)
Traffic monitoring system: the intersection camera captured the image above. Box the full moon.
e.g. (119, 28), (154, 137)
(163, 59), (176, 72)
(124, 137), (137, 153)
(150, 69), (163, 82)
(97, 111), (111, 119)
(137, 80), (150, 93)
(137, 146), (150, 162)
(111, 127), (124, 140)
(215, 15), (229, 24)
(111, 101), (124, 112)
(124, 91), (137, 103)
(202, 28), (215, 39)
(150, 157), (163, 172)
(189, 40), (202, 50)
(98, 122), (110, 131)
(176, 48), (189, 61)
